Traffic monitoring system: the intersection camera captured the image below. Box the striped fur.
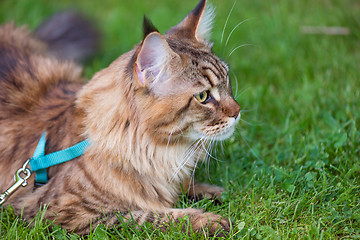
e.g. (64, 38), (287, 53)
(0, 0), (239, 236)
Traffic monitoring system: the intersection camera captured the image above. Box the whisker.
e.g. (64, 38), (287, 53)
(173, 125), (186, 137)
(230, 71), (252, 100)
(184, 139), (202, 160)
(219, 139), (225, 154)
(202, 138), (221, 162)
(240, 109), (254, 113)
(170, 138), (204, 182)
(170, 140), (198, 182)
(228, 43), (253, 57)
(205, 139), (212, 181)
(189, 138), (208, 197)
(208, 137), (218, 182)
(190, 157), (199, 199)
(165, 129), (174, 153)
(237, 86), (251, 97)
(224, 19), (250, 50)
(233, 79), (252, 100)
(239, 118), (261, 126)
(238, 131), (262, 161)
(213, 139), (218, 157)
(220, 0), (238, 57)
(230, 70), (239, 99)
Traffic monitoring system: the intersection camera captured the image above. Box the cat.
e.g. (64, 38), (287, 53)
(0, 0), (240, 236)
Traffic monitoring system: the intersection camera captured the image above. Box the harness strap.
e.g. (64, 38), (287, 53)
(32, 132), (47, 183)
(29, 132), (90, 184)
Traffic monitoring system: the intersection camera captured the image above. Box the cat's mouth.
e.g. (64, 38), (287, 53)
(190, 113), (241, 141)
(211, 117), (239, 141)
(211, 124), (237, 141)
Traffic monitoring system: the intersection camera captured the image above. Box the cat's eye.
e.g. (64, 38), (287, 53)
(194, 91), (209, 103)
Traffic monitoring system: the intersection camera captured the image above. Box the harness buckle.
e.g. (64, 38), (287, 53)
(0, 160), (31, 206)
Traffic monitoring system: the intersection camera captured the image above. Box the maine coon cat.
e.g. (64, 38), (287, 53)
(0, 0), (240, 236)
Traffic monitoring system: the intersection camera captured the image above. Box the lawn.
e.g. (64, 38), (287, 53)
(1, 0), (359, 239)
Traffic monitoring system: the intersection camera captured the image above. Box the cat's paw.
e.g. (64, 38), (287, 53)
(200, 185), (225, 200)
(157, 208), (230, 237)
(190, 212), (230, 237)
(187, 183), (225, 203)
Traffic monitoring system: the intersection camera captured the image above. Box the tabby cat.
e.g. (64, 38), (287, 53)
(0, 0), (240, 236)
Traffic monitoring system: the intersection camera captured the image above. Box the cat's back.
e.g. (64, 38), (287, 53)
(0, 23), (47, 112)
(0, 12), (99, 118)
(0, 22), (85, 119)
(0, 20), (92, 188)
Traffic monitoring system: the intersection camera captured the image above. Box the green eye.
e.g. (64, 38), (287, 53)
(194, 91), (209, 103)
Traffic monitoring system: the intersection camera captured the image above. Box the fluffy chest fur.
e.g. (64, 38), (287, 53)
(76, 52), (204, 210)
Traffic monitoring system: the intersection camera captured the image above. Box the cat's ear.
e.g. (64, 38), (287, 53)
(134, 31), (178, 91)
(166, 0), (215, 42)
(142, 16), (159, 39)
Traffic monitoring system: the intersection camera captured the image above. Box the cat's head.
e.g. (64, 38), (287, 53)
(132, 0), (240, 144)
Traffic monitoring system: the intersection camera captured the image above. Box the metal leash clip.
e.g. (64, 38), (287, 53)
(0, 160), (31, 206)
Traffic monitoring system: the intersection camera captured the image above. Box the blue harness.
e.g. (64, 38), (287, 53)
(29, 132), (90, 184)
(0, 132), (89, 206)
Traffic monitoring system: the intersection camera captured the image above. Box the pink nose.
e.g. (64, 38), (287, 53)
(223, 98), (240, 118)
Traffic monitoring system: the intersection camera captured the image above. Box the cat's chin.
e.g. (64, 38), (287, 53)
(189, 126), (235, 142)
(190, 116), (240, 142)
(212, 126), (236, 141)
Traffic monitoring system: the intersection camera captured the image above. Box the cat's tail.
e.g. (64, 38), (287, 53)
(35, 11), (100, 62)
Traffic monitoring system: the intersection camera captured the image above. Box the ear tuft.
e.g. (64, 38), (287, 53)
(143, 15), (159, 39)
(165, 0), (215, 42)
(196, 4), (216, 41)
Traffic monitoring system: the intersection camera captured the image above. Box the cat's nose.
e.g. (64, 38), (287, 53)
(223, 98), (240, 119)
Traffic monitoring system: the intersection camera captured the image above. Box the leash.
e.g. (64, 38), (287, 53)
(0, 132), (89, 206)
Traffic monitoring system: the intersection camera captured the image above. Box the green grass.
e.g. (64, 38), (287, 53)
(1, 0), (360, 239)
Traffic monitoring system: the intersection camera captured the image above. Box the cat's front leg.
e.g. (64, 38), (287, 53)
(112, 208), (230, 237)
(183, 179), (225, 202)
